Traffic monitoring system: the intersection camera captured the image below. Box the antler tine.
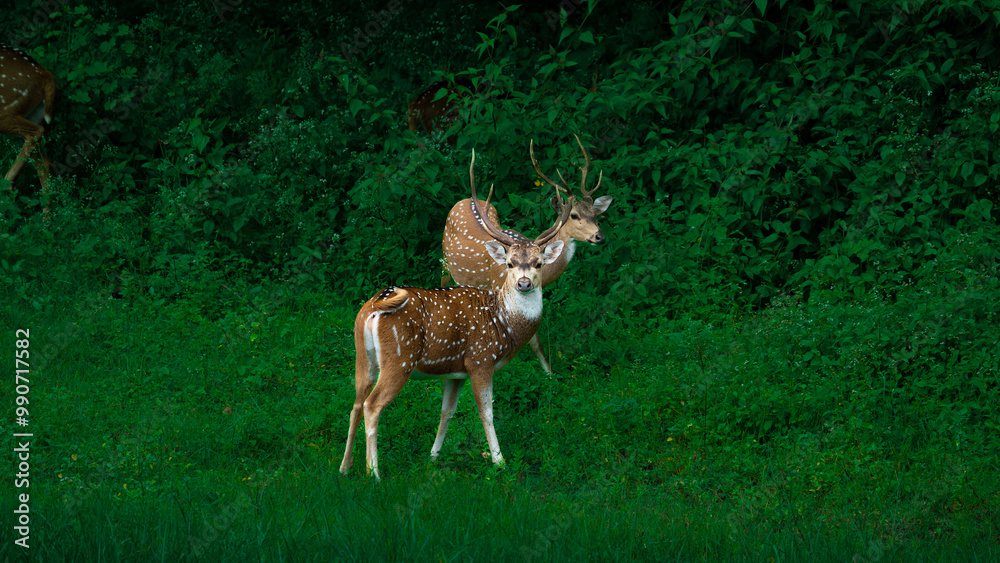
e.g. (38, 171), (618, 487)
(530, 139), (568, 193)
(534, 174), (572, 246)
(590, 169), (603, 197)
(572, 133), (599, 198)
(469, 149), (516, 246)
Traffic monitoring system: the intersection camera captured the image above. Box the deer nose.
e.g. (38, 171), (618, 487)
(516, 278), (533, 291)
(590, 231), (606, 244)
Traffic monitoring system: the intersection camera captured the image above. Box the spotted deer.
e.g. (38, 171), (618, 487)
(440, 135), (613, 373)
(1, 45), (57, 205)
(340, 149), (570, 480)
(406, 79), (473, 135)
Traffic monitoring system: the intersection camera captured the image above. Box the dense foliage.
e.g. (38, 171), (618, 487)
(1, 0), (998, 559)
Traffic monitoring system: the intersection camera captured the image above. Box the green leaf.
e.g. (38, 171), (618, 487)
(708, 35), (723, 59)
(506, 25), (517, 43)
(579, 30), (595, 44)
(348, 98), (363, 117)
(961, 161), (974, 180)
(755, 0), (766, 14)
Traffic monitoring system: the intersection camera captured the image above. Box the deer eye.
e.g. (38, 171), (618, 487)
(507, 262), (514, 269)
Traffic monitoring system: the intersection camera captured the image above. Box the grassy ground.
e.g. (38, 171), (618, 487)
(2, 285), (998, 561)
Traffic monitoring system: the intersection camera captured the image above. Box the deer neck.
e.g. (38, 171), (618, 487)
(540, 229), (575, 288)
(499, 282), (544, 324)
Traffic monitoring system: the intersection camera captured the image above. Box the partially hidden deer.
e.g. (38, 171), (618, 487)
(1, 45), (57, 206)
(440, 135), (613, 373)
(406, 78), (509, 141)
(340, 149), (570, 480)
(406, 79), (473, 135)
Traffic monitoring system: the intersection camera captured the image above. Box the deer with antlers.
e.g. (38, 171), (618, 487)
(440, 135), (613, 373)
(340, 150), (570, 480)
(1, 45), (57, 202)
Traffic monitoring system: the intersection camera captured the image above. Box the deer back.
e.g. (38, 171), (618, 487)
(356, 285), (542, 377)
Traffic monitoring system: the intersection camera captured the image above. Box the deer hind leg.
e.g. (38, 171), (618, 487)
(362, 360), (411, 480)
(430, 378), (466, 460)
(528, 332), (552, 374)
(2, 117), (45, 185)
(3, 119), (50, 216)
(341, 321), (379, 475)
(469, 370), (504, 467)
(340, 361), (375, 475)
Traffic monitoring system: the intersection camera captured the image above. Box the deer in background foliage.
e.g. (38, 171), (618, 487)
(406, 79), (473, 135)
(1, 45), (57, 210)
(340, 149), (570, 480)
(441, 135), (613, 373)
(406, 78), (510, 141)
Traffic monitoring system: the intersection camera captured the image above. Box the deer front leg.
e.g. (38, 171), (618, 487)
(430, 378), (466, 461)
(469, 370), (504, 467)
(528, 332), (552, 374)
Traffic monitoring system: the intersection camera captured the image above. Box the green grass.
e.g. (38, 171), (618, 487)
(2, 285), (998, 561)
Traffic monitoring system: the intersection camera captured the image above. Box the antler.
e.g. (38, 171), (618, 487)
(530, 139), (569, 209)
(533, 187), (571, 246)
(469, 148), (569, 248)
(469, 149), (517, 246)
(572, 133), (603, 198)
(528, 140), (573, 246)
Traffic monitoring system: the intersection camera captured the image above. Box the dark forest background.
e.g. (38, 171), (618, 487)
(2, 0), (999, 559)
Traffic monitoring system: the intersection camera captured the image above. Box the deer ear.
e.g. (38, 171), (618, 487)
(484, 241), (508, 265)
(541, 240), (564, 264)
(549, 195), (561, 212)
(593, 195), (613, 215)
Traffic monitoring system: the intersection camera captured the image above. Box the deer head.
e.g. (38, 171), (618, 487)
(530, 134), (613, 245)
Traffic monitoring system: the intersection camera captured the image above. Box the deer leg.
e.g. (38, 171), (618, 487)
(340, 344), (377, 475)
(3, 138), (34, 187)
(362, 364), (411, 480)
(529, 332), (552, 374)
(430, 378), (466, 460)
(469, 370), (504, 467)
(3, 119), (45, 188)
